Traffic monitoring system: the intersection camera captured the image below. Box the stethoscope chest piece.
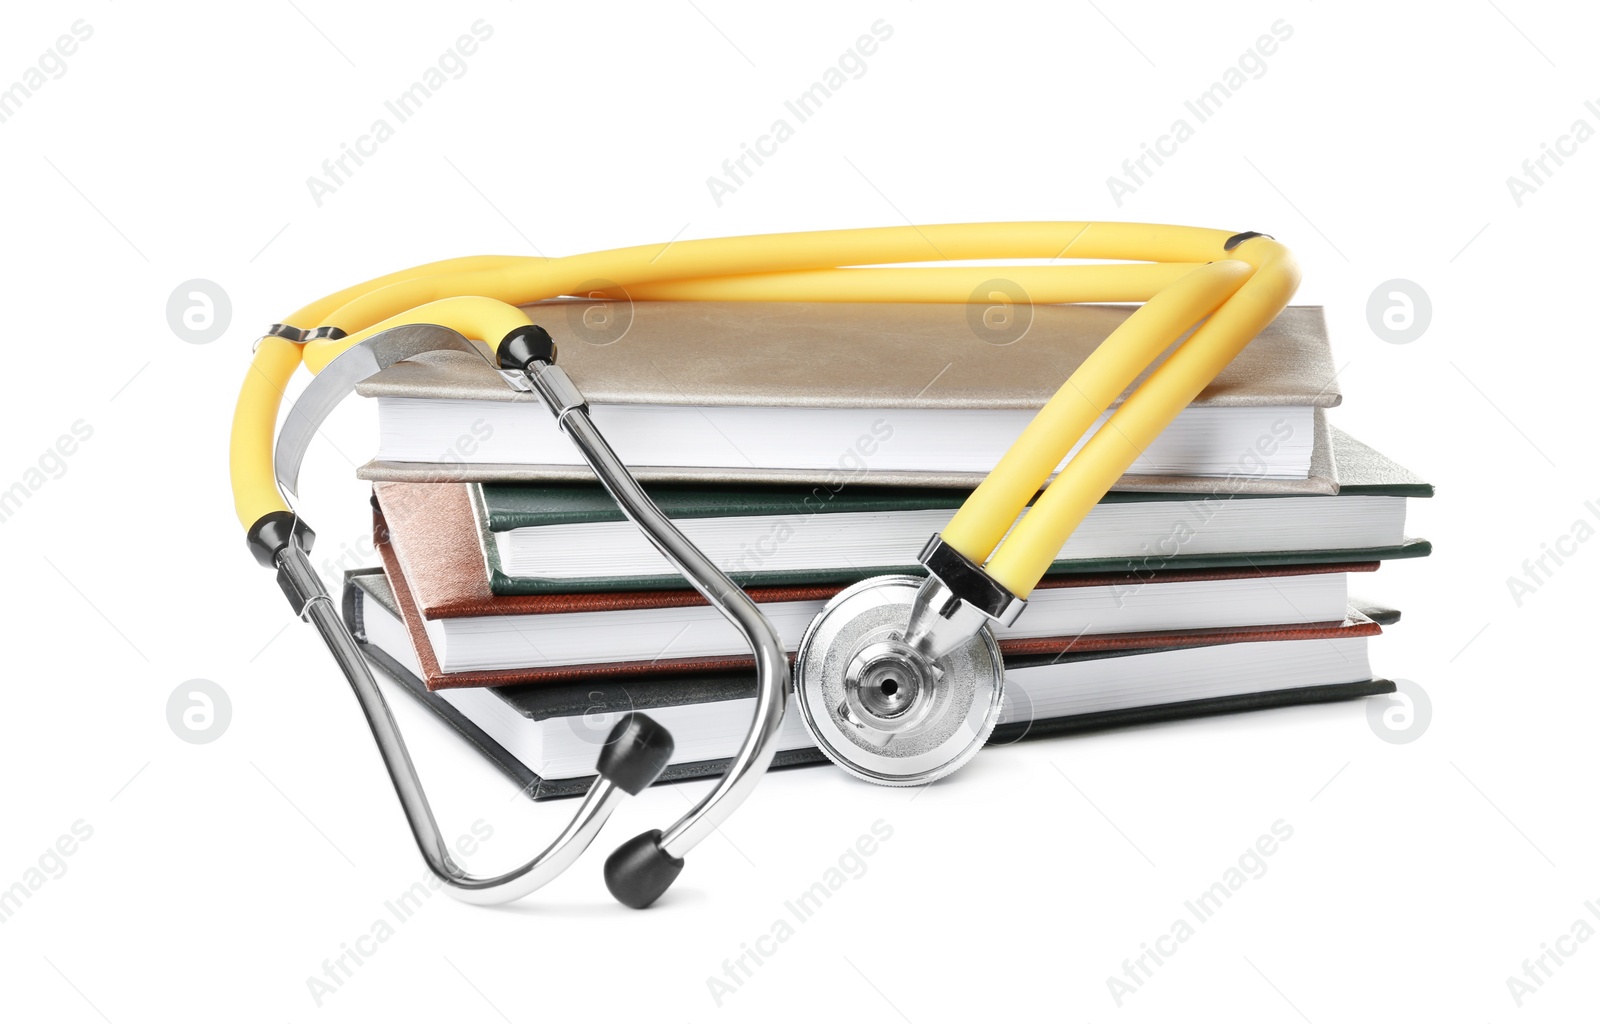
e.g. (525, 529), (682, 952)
(794, 575), (1004, 786)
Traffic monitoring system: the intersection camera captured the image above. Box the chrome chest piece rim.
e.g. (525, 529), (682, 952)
(793, 575), (1004, 786)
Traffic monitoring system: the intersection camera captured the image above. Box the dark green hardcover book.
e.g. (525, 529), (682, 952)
(343, 568), (1400, 800)
(477, 427), (1432, 594)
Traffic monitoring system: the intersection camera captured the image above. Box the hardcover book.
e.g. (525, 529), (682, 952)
(356, 299), (1344, 493)
(372, 496), (1382, 688)
(458, 427), (1430, 594)
(343, 569), (1399, 798)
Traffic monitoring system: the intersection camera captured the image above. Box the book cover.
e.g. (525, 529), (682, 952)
(370, 496), (1381, 688)
(343, 569), (1398, 799)
(356, 299), (1344, 492)
(464, 426), (1431, 593)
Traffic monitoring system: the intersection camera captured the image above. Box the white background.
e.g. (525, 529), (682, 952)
(1, 1), (1595, 1020)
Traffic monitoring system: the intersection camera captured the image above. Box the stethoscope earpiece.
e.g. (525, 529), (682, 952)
(595, 715), (688, 909)
(593, 713), (676, 796)
(605, 830), (686, 910)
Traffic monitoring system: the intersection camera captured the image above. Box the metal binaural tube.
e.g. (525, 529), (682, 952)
(522, 357), (788, 862)
(281, 540), (631, 904)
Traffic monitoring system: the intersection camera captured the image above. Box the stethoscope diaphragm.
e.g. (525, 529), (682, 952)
(793, 574), (1005, 786)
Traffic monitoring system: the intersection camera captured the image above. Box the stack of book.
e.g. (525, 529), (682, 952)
(340, 300), (1431, 797)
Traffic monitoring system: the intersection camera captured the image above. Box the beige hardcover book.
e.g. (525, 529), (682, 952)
(356, 300), (1341, 494)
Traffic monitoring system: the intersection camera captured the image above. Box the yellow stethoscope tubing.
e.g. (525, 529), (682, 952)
(981, 238), (1298, 593)
(282, 254), (521, 330)
(311, 260), (1207, 333)
(307, 221), (1229, 336)
(230, 223), (1297, 601)
(936, 259), (1250, 573)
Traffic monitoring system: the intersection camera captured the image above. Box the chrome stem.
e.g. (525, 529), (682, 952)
(279, 539), (628, 904)
(527, 359), (788, 860)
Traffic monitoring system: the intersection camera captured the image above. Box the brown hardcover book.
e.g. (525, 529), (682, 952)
(371, 483), (1381, 690)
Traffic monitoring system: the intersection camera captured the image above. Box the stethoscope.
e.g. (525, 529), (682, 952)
(230, 222), (1298, 908)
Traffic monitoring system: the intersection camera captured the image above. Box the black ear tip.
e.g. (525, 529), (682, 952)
(496, 324), (555, 371)
(604, 830), (684, 909)
(593, 713), (675, 796)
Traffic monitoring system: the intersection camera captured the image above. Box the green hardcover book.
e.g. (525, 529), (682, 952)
(475, 428), (1433, 594)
